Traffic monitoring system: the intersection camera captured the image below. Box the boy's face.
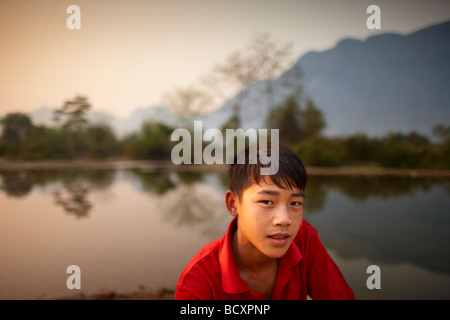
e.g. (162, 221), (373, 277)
(227, 177), (305, 260)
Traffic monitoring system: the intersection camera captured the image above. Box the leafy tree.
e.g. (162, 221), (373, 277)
(266, 95), (325, 146)
(375, 132), (433, 168)
(266, 96), (302, 145)
(342, 133), (383, 164)
(124, 121), (174, 159)
(432, 124), (450, 169)
(433, 124), (450, 143)
(406, 132), (430, 147)
(292, 138), (344, 167)
(81, 124), (120, 158)
(301, 100), (326, 140)
(0, 113), (32, 144)
(19, 126), (70, 159)
(54, 95), (91, 156)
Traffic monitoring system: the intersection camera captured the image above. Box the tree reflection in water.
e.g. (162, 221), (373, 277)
(0, 171), (33, 198)
(127, 169), (231, 239)
(158, 182), (230, 239)
(54, 182), (92, 219)
(0, 169), (116, 219)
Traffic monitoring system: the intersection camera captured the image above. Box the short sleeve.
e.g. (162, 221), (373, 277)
(302, 222), (355, 300)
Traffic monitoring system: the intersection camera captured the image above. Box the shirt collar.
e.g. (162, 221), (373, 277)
(219, 217), (302, 294)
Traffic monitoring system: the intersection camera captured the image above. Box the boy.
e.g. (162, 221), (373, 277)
(176, 144), (355, 300)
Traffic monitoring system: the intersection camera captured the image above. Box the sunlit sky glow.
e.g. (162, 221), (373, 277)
(1, 0), (449, 117)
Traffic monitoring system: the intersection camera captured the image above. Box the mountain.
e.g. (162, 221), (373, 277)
(109, 106), (179, 137)
(206, 20), (450, 137)
(294, 20), (450, 136)
(26, 20), (450, 138)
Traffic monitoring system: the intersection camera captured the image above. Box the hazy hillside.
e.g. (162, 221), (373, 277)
(210, 20), (450, 137)
(25, 20), (450, 138)
(294, 20), (450, 136)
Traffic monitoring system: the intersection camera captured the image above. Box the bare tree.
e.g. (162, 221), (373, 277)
(204, 50), (259, 128)
(161, 86), (212, 129)
(204, 33), (294, 127)
(250, 33), (294, 111)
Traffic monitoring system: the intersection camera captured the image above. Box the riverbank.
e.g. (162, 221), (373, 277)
(305, 166), (450, 177)
(0, 159), (449, 177)
(55, 288), (175, 300)
(0, 159), (224, 171)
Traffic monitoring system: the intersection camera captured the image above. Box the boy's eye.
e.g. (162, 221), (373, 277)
(291, 201), (303, 208)
(259, 200), (273, 205)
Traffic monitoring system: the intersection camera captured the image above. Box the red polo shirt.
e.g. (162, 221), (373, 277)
(176, 218), (355, 300)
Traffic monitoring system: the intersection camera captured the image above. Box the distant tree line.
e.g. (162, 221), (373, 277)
(264, 92), (450, 170)
(0, 96), (173, 160)
(0, 94), (449, 170)
(1, 34), (449, 169)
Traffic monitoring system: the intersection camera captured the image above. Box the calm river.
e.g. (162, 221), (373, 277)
(1, 166), (449, 299)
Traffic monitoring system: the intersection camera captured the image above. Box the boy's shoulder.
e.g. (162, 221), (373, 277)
(293, 220), (324, 255)
(176, 234), (226, 299)
(177, 236), (223, 283)
(297, 220), (319, 240)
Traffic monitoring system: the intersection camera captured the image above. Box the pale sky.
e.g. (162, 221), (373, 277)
(1, 0), (449, 117)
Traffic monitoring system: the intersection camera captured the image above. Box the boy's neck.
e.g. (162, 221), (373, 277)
(231, 229), (278, 299)
(231, 227), (277, 274)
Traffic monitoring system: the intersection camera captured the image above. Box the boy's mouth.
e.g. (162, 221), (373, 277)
(268, 233), (289, 239)
(267, 232), (290, 246)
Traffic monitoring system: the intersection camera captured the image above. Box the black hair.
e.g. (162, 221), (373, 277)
(228, 144), (307, 200)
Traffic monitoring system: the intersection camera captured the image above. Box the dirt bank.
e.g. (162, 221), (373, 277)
(54, 288), (175, 300)
(0, 159), (449, 177)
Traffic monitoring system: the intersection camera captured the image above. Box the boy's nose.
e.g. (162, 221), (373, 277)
(273, 207), (292, 226)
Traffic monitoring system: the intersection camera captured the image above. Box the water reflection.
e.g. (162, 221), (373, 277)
(0, 168), (449, 299)
(304, 175), (450, 213)
(127, 169), (177, 195)
(0, 169), (116, 198)
(0, 169), (116, 219)
(0, 171), (33, 197)
(54, 183), (92, 219)
(304, 176), (450, 275)
(125, 169), (230, 239)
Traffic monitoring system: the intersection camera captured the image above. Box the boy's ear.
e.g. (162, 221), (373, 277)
(225, 190), (239, 217)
